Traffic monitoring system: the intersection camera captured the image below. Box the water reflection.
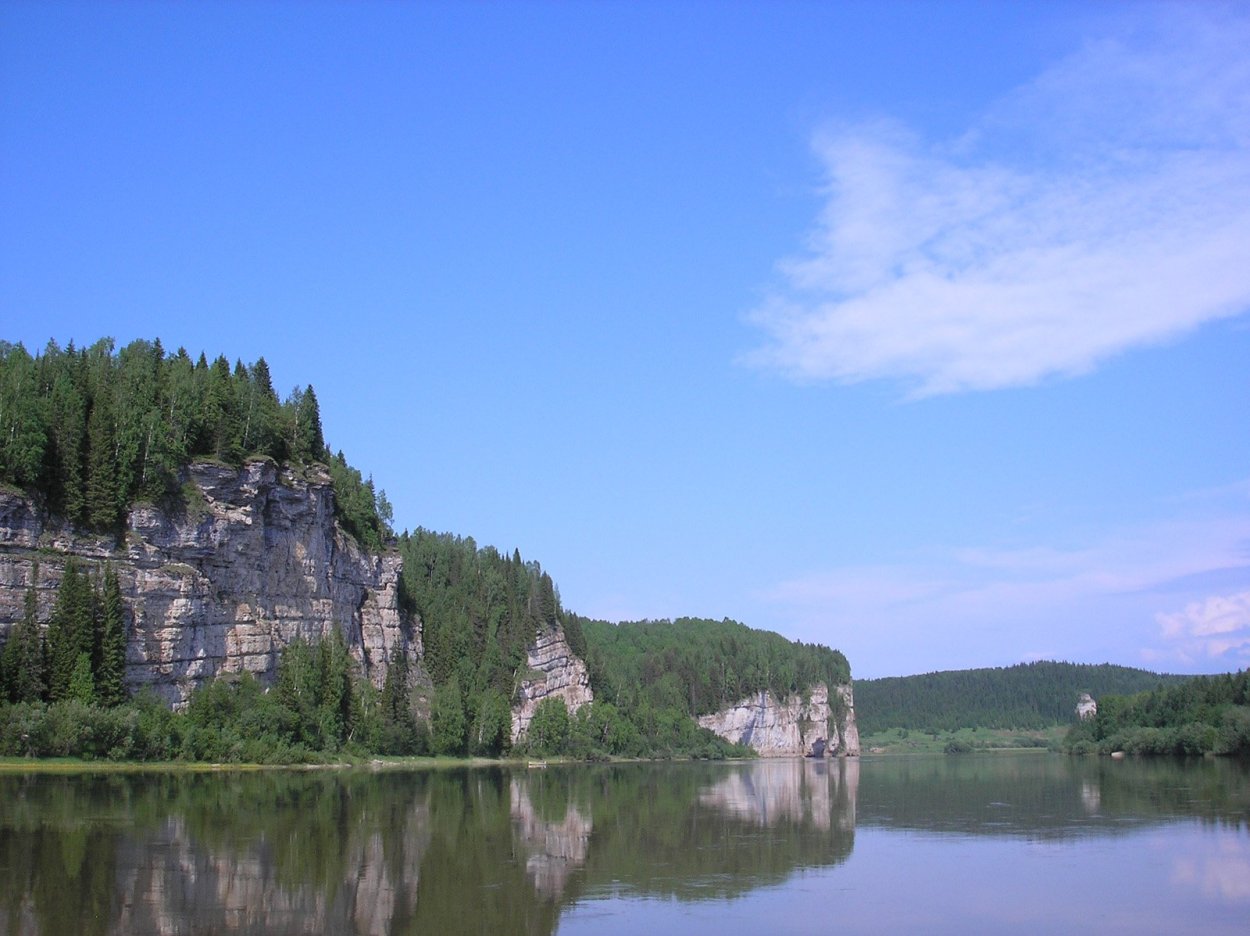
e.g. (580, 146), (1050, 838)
(0, 760), (857, 935)
(0, 756), (1245, 934)
(856, 754), (1250, 839)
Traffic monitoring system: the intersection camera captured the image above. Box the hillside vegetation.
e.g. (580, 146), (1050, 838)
(4, 337), (850, 761)
(0, 338), (390, 549)
(1064, 669), (1250, 756)
(855, 661), (1183, 734)
(578, 616), (851, 717)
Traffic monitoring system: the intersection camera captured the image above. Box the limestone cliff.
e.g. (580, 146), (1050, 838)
(0, 458), (416, 705)
(697, 682), (860, 757)
(510, 624), (594, 743)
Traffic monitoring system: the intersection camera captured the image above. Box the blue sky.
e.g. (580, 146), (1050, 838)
(3, 1), (1248, 678)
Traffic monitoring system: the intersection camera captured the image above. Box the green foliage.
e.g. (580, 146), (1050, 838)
(0, 338), (388, 548)
(855, 661), (1187, 734)
(1064, 669), (1250, 756)
(397, 529), (552, 711)
(94, 564), (127, 707)
(431, 677), (467, 756)
(0, 633), (424, 763)
(2, 557), (133, 709)
(0, 573), (46, 703)
(471, 687), (512, 757)
(45, 559), (95, 702)
(275, 632), (357, 751)
(578, 616), (850, 717)
(527, 697), (571, 757)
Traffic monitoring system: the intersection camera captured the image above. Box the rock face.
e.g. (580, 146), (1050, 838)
(0, 459), (416, 705)
(1076, 693), (1098, 720)
(510, 625), (594, 743)
(697, 682), (860, 757)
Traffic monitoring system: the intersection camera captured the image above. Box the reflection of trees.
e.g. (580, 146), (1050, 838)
(553, 760), (857, 901)
(0, 761), (860, 935)
(857, 754), (1250, 839)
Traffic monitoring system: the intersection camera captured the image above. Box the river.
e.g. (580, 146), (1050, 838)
(1, 754), (1246, 934)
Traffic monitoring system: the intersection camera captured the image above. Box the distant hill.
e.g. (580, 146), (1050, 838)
(855, 661), (1186, 733)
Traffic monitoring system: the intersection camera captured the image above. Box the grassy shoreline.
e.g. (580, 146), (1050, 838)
(859, 725), (1067, 755)
(0, 752), (761, 773)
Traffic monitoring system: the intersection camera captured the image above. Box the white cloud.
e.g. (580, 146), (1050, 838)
(745, 6), (1250, 395)
(758, 489), (1250, 676)
(1156, 591), (1250, 664)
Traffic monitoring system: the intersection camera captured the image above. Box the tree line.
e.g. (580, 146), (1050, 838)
(854, 661), (1186, 734)
(0, 338), (390, 549)
(1064, 669), (1250, 756)
(0, 559), (126, 709)
(577, 616), (851, 718)
(0, 336), (841, 761)
(394, 530), (745, 759)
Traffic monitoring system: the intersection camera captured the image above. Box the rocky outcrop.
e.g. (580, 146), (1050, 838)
(510, 625), (594, 743)
(0, 459), (416, 706)
(1076, 693), (1097, 720)
(697, 682), (860, 757)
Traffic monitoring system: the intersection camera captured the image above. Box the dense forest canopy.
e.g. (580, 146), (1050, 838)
(577, 616), (851, 717)
(0, 338), (391, 549)
(1064, 669), (1250, 756)
(855, 661), (1186, 733)
(395, 528), (584, 757)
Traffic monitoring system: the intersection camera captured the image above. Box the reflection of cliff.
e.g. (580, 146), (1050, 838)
(699, 757), (858, 833)
(0, 771), (437, 936)
(570, 761), (857, 901)
(0, 761), (868, 935)
(510, 775), (593, 899)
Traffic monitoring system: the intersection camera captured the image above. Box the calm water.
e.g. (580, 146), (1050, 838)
(1, 754), (1247, 935)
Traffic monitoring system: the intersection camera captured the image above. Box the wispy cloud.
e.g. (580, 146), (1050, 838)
(745, 6), (1250, 395)
(759, 485), (1250, 676)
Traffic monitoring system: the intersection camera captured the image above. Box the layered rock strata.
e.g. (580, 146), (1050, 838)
(0, 459), (415, 705)
(510, 625), (594, 743)
(697, 682), (860, 757)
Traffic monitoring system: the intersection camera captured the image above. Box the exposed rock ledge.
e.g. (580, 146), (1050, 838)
(0, 459), (417, 706)
(697, 683), (860, 757)
(510, 625), (593, 743)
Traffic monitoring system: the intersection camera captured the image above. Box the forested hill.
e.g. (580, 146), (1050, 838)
(855, 661), (1185, 733)
(577, 616), (851, 718)
(1064, 669), (1250, 756)
(0, 336), (853, 760)
(0, 338), (391, 548)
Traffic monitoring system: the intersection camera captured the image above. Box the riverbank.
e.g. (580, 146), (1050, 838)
(858, 725), (1066, 754)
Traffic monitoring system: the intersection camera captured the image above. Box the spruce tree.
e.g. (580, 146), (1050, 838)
(1, 577), (46, 703)
(95, 563), (127, 706)
(85, 393), (119, 532)
(46, 559), (95, 701)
